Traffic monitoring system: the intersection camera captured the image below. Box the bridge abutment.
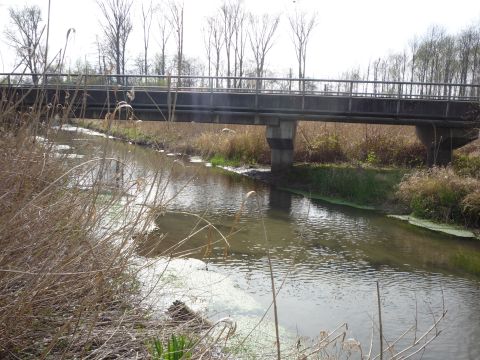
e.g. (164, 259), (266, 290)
(266, 120), (297, 173)
(415, 125), (479, 166)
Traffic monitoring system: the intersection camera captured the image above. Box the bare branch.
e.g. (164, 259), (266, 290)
(248, 13), (280, 86)
(96, 0), (133, 78)
(288, 9), (318, 80)
(4, 5), (45, 84)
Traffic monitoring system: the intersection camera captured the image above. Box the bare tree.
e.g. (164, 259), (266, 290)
(288, 9), (317, 90)
(233, 4), (248, 88)
(168, 0), (184, 82)
(341, 22), (480, 99)
(97, 0), (133, 81)
(205, 16), (224, 87)
(141, 0), (154, 76)
(248, 13), (280, 88)
(203, 20), (213, 78)
(5, 5), (45, 84)
(458, 26), (475, 95)
(155, 5), (171, 76)
(220, 0), (242, 88)
(408, 36), (419, 96)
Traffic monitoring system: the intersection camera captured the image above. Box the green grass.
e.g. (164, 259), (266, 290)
(285, 164), (406, 206)
(209, 154), (243, 167)
(150, 334), (193, 360)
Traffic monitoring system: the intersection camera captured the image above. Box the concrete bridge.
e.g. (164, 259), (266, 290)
(2, 73), (479, 171)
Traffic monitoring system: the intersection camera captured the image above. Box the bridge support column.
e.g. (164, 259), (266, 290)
(266, 119), (297, 173)
(415, 125), (479, 166)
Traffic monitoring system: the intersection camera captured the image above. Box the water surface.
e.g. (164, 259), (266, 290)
(54, 126), (480, 359)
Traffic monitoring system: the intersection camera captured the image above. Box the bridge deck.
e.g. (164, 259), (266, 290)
(4, 87), (477, 128)
(1, 73), (479, 128)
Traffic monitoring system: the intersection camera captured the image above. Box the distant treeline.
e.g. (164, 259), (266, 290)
(340, 24), (480, 97)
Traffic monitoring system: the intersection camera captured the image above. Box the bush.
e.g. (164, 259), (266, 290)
(462, 190), (480, 227)
(453, 153), (480, 179)
(397, 167), (480, 226)
(296, 133), (347, 163)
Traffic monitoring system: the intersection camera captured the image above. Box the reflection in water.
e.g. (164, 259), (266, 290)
(54, 127), (480, 360)
(268, 187), (293, 213)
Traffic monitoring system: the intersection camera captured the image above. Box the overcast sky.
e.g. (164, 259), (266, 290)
(1, 0), (480, 78)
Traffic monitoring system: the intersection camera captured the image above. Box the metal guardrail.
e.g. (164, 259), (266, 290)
(2, 72), (480, 102)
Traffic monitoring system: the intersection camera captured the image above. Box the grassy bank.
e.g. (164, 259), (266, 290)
(280, 164), (406, 209)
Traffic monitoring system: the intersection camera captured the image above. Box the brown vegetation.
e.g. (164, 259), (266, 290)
(0, 110), (227, 357)
(81, 119), (427, 167)
(397, 166), (480, 227)
(0, 125), (168, 357)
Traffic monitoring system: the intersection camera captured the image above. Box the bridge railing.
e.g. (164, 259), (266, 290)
(2, 72), (480, 102)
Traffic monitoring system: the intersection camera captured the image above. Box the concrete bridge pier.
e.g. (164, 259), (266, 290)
(415, 125), (479, 166)
(266, 119), (297, 172)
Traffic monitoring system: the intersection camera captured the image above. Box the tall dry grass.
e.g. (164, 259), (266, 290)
(295, 122), (426, 166)
(0, 118), (162, 357)
(397, 166), (480, 227)
(0, 97), (235, 357)
(81, 119), (427, 167)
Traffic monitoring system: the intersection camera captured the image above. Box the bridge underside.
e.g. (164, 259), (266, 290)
(7, 87), (480, 170)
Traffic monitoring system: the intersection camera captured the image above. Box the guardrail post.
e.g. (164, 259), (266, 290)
(209, 76), (213, 109)
(255, 78), (259, 110)
(445, 84), (452, 118)
(301, 78), (306, 111)
(396, 83), (402, 116)
(167, 74), (172, 122)
(348, 81), (353, 113)
(7, 74), (11, 87)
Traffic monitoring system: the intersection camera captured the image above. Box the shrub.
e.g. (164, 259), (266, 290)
(397, 167), (480, 226)
(296, 132), (347, 163)
(453, 153), (480, 179)
(462, 190), (480, 227)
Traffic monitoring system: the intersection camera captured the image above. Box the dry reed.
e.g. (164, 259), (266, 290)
(80, 119), (427, 167)
(0, 97), (234, 358)
(397, 166), (480, 226)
